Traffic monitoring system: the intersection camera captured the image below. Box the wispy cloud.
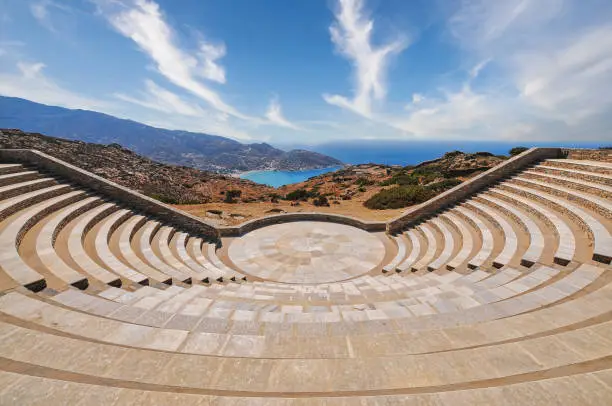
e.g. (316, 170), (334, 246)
(30, 0), (72, 33)
(391, 0), (612, 141)
(114, 79), (254, 140)
(393, 59), (504, 139)
(30, 1), (53, 31)
(115, 79), (208, 117)
(198, 42), (226, 84)
(265, 98), (301, 130)
(95, 0), (249, 119)
(0, 59), (254, 141)
(512, 24), (612, 124)
(323, 0), (408, 118)
(0, 61), (109, 110)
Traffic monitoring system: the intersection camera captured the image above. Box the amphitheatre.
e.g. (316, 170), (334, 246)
(0, 142), (611, 405)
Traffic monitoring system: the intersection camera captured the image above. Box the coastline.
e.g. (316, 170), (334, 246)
(233, 165), (344, 178)
(235, 165), (344, 187)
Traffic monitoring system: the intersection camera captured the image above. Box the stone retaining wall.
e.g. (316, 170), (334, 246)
(0, 149), (220, 240)
(219, 212), (387, 237)
(563, 148), (612, 162)
(386, 147), (562, 233)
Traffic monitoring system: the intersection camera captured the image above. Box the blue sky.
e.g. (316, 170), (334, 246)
(1, 0), (612, 145)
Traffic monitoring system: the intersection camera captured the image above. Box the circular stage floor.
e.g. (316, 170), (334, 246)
(227, 221), (386, 284)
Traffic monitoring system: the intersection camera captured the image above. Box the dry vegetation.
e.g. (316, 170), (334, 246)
(176, 151), (508, 225)
(1, 129), (509, 226)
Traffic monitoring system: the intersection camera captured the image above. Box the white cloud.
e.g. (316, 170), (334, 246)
(389, 0), (612, 142)
(30, 1), (52, 30)
(96, 0), (248, 119)
(115, 79), (208, 117)
(411, 93), (423, 105)
(198, 42), (226, 84)
(265, 98), (301, 130)
(0, 60), (254, 141)
(323, 0), (408, 118)
(513, 25), (612, 124)
(29, 0), (72, 33)
(0, 61), (109, 111)
(114, 79), (253, 140)
(396, 84), (505, 138)
(449, 0), (565, 51)
(469, 58), (491, 79)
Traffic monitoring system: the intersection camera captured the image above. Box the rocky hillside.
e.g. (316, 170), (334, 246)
(0, 96), (342, 172)
(0, 130), (510, 224)
(276, 151), (507, 210)
(0, 129), (274, 204)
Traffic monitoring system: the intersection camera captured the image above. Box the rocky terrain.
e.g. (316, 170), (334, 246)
(277, 150), (506, 205)
(0, 96), (342, 172)
(0, 129), (274, 204)
(0, 129), (508, 225)
(183, 152), (508, 225)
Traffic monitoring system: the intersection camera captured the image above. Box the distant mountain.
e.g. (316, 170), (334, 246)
(0, 96), (342, 172)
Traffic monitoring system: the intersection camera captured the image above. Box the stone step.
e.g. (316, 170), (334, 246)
(0, 367), (610, 405)
(427, 217), (455, 271)
(382, 234), (407, 272)
(489, 188), (575, 266)
(116, 215), (173, 285)
(0, 163), (25, 175)
(544, 158), (612, 175)
(534, 163), (612, 186)
(34, 196), (102, 289)
(478, 193), (545, 267)
(464, 201), (518, 269)
(441, 212), (474, 270)
(0, 170), (40, 187)
(94, 209), (150, 285)
(0, 177), (57, 200)
(0, 190), (85, 291)
(137, 221), (194, 284)
(65, 202), (123, 287)
(503, 182), (612, 264)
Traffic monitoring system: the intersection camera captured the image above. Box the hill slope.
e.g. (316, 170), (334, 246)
(0, 129), (274, 204)
(0, 96), (342, 172)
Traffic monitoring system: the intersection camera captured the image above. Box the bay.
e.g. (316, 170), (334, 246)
(239, 166), (343, 188)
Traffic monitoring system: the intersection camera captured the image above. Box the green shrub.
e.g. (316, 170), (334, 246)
(224, 189), (242, 203)
(285, 188), (318, 201)
(269, 193), (281, 203)
(313, 196), (330, 207)
(425, 178), (462, 193)
(411, 167), (444, 180)
(356, 177), (374, 186)
(509, 146), (529, 156)
(364, 186), (434, 210)
(358, 186), (366, 192)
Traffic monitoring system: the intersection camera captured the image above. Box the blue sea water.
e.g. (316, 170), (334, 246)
(309, 140), (607, 166)
(243, 140), (608, 187)
(240, 166), (343, 188)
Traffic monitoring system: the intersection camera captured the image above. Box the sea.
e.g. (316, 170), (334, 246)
(240, 166), (343, 188)
(240, 140), (608, 187)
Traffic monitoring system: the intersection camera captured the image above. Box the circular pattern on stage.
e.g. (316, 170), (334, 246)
(227, 221), (386, 284)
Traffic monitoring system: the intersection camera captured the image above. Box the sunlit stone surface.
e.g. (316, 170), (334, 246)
(228, 221), (386, 283)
